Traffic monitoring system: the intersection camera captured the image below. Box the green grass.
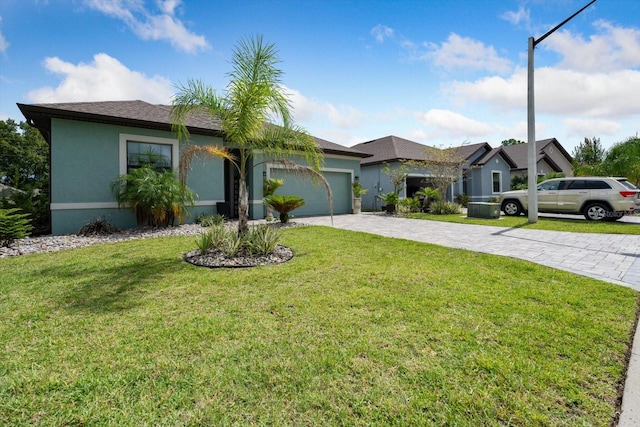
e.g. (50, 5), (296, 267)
(407, 212), (640, 234)
(1, 226), (637, 425)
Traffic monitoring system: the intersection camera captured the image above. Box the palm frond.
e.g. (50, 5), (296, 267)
(179, 145), (237, 186)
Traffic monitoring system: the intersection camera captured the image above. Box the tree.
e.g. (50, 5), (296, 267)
(406, 146), (467, 201)
(172, 35), (328, 233)
(572, 137), (606, 176)
(501, 138), (525, 146)
(0, 119), (49, 190)
(602, 136), (640, 187)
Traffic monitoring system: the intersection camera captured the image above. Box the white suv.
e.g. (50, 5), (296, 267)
(499, 177), (640, 221)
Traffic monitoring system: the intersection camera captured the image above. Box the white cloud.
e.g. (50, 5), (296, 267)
(426, 33), (513, 74)
(564, 118), (622, 138)
(27, 53), (174, 104)
(416, 109), (495, 139)
(371, 24), (394, 43)
(287, 87), (366, 129)
(0, 16), (8, 53)
(84, 0), (208, 53)
(500, 6), (530, 27)
(543, 20), (640, 72)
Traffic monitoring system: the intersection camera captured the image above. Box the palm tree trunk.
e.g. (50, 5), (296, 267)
(237, 177), (249, 234)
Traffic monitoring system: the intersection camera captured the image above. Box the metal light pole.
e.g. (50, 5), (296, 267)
(527, 0), (597, 223)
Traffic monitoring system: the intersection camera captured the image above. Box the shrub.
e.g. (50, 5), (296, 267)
(195, 229), (215, 254)
(397, 197), (421, 214)
(111, 165), (196, 227)
(77, 216), (119, 236)
(264, 195), (305, 223)
(196, 213), (225, 227)
(0, 208), (32, 247)
(455, 193), (471, 207)
(430, 201), (462, 215)
(246, 224), (282, 256)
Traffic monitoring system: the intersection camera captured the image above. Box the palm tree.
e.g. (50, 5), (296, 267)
(171, 35), (329, 233)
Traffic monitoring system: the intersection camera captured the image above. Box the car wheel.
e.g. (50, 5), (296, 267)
(502, 200), (522, 216)
(584, 203), (610, 221)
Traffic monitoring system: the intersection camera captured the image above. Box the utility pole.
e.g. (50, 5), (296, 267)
(527, 0), (597, 223)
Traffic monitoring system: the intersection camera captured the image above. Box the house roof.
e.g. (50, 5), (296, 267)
(0, 183), (25, 197)
(17, 100), (370, 158)
(500, 138), (572, 171)
(446, 142), (492, 160)
(473, 147), (518, 168)
(351, 135), (437, 165)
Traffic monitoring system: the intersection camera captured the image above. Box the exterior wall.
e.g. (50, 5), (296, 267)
(541, 143), (573, 176)
(49, 118), (225, 235)
(359, 162), (406, 211)
(260, 154), (360, 218)
(468, 157), (512, 201)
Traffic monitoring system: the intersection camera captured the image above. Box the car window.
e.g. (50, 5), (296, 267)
(566, 180), (587, 189)
(619, 179), (639, 190)
(584, 180), (611, 189)
(537, 180), (560, 191)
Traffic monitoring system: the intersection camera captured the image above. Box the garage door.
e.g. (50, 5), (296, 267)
(270, 169), (352, 216)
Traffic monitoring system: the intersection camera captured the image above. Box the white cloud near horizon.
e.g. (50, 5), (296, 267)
(425, 33), (513, 74)
(27, 53), (174, 104)
(416, 109), (495, 139)
(287, 86), (366, 129)
(84, 0), (209, 53)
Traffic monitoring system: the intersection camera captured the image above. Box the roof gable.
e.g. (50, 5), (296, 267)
(352, 135), (437, 165)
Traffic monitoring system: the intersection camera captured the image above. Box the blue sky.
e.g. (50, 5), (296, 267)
(1, 0), (639, 154)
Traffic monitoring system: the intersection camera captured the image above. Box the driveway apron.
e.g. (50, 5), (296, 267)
(299, 213), (640, 426)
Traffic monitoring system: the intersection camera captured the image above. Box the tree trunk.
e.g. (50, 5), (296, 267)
(237, 177), (249, 234)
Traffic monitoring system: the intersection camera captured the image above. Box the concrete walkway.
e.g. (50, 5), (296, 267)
(299, 213), (640, 425)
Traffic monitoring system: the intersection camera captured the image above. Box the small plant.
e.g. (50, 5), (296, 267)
(195, 229), (215, 254)
(352, 181), (368, 197)
(0, 208), (32, 247)
(430, 201), (462, 215)
(264, 195), (305, 223)
(246, 224), (282, 256)
(487, 196), (500, 203)
(416, 187), (440, 212)
(77, 217), (119, 236)
(378, 192), (400, 213)
(263, 178), (285, 197)
(196, 213), (225, 227)
(220, 233), (244, 258)
(397, 197), (421, 214)
(455, 193), (471, 208)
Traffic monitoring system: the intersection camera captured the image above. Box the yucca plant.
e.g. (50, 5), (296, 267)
(111, 165), (196, 227)
(264, 195), (305, 223)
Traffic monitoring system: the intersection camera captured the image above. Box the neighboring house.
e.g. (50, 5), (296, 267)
(499, 138), (573, 181)
(18, 101), (369, 235)
(352, 135), (574, 207)
(0, 183), (26, 201)
(352, 135), (439, 211)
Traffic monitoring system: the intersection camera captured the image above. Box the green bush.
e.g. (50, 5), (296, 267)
(264, 195), (305, 223)
(455, 193), (471, 207)
(77, 216), (119, 236)
(430, 201), (462, 215)
(196, 213), (225, 227)
(0, 208), (32, 247)
(397, 197), (421, 214)
(111, 166), (196, 227)
(194, 224), (282, 257)
(247, 225), (282, 256)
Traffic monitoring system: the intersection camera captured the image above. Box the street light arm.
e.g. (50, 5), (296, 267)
(534, 0), (597, 47)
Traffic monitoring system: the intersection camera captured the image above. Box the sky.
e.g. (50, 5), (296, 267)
(1, 0), (639, 154)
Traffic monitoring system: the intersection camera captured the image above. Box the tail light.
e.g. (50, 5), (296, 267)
(620, 191), (638, 198)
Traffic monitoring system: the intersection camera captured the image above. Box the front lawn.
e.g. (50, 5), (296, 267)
(1, 226), (637, 425)
(407, 212), (640, 234)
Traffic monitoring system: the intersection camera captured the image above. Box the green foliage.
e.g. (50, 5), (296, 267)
(196, 213), (226, 227)
(381, 162), (409, 195)
(378, 192), (400, 205)
(263, 178), (285, 197)
(195, 223), (282, 257)
(111, 166), (196, 227)
(603, 137), (640, 187)
(0, 119), (50, 232)
(501, 138), (525, 146)
(77, 217), (119, 236)
(429, 200), (462, 215)
(455, 193), (471, 207)
(572, 137), (606, 176)
(352, 181), (368, 197)
(397, 197), (421, 214)
(264, 195), (306, 223)
(0, 208), (32, 247)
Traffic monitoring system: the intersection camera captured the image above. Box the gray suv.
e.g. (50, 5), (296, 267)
(499, 177), (640, 221)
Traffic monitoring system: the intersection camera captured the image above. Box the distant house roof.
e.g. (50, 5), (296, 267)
(17, 100), (369, 158)
(500, 138), (572, 171)
(472, 147), (518, 168)
(351, 135), (437, 165)
(446, 142), (493, 160)
(0, 183), (25, 197)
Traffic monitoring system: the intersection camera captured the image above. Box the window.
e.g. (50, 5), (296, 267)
(538, 180), (561, 191)
(127, 141), (172, 172)
(119, 134), (178, 175)
(492, 171), (501, 193)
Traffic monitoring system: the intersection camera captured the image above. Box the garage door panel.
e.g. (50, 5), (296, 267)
(270, 170), (351, 216)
